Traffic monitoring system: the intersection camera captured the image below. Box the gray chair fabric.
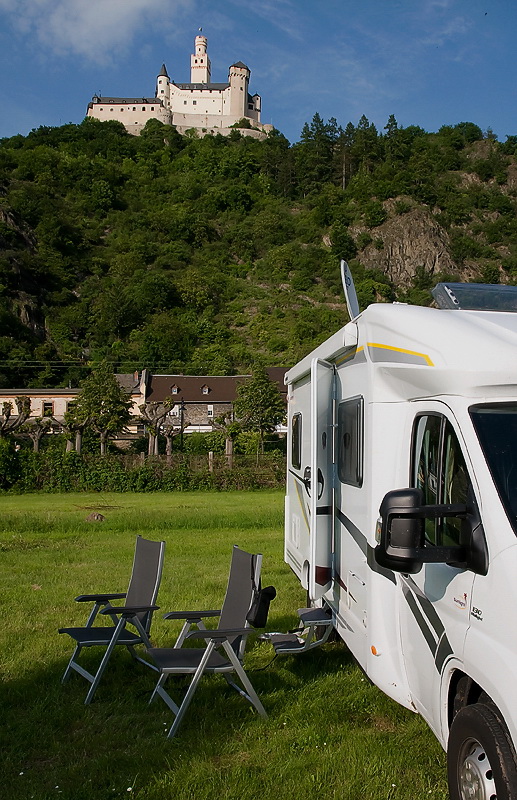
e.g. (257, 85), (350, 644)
(59, 535), (165, 704)
(148, 545), (267, 738)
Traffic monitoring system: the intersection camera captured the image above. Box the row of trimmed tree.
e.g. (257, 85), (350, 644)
(0, 363), (286, 456)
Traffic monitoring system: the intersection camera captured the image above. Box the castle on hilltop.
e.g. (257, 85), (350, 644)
(87, 34), (272, 138)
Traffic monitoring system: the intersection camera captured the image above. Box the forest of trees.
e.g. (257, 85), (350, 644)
(1, 113), (517, 389)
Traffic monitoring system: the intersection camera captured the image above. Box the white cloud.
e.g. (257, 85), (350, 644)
(0, 0), (192, 63)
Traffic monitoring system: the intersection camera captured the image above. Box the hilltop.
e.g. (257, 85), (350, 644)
(1, 114), (517, 388)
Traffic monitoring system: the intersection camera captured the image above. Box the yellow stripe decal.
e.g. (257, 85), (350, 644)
(335, 346), (364, 366)
(367, 342), (434, 367)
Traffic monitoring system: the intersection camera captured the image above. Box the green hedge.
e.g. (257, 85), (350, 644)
(6, 448), (286, 492)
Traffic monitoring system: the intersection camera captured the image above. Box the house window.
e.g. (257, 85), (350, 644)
(42, 402), (54, 417)
(171, 406), (179, 416)
(207, 405), (214, 418)
(338, 397), (364, 487)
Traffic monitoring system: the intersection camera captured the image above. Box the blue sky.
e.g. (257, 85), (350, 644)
(0, 0), (515, 144)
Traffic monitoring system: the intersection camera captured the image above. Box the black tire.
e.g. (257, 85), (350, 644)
(448, 703), (517, 800)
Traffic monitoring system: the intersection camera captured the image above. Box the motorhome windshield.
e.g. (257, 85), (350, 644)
(470, 404), (517, 534)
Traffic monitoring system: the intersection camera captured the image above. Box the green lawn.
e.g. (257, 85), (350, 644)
(0, 491), (448, 800)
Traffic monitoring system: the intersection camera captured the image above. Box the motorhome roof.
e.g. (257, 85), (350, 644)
(286, 301), (517, 399)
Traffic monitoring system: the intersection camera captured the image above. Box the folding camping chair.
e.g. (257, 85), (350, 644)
(147, 545), (267, 739)
(59, 535), (165, 704)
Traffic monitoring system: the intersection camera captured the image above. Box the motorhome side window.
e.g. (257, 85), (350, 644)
(470, 403), (517, 535)
(292, 413), (302, 470)
(338, 397), (363, 487)
(412, 414), (469, 547)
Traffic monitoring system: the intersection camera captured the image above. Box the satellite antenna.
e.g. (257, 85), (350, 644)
(340, 260), (360, 320)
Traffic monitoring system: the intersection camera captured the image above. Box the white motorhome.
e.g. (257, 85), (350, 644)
(284, 267), (517, 799)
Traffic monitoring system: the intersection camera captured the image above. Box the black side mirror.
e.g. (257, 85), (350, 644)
(375, 488), (468, 574)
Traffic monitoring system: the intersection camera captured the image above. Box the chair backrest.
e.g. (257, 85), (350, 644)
(218, 545), (262, 657)
(125, 536), (166, 632)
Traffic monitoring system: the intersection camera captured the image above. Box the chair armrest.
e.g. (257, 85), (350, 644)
(75, 593), (127, 602)
(163, 610), (221, 620)
(99, 605), (159, 617)
(185, 627), (254, 642)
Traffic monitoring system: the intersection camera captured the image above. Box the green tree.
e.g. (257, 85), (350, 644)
(233, 366), (285, 454)
(74, 362), (131, 455)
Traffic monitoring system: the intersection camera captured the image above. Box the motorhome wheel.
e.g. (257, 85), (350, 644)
(447, 703), (517, 800)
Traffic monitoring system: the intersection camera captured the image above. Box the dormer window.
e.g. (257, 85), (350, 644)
(201, 385), (210, 395)
(171, 385), (180, 395)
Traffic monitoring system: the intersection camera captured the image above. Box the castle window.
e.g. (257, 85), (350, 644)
(248, 104), (253, 109)
(184, 101), (187, 105)
(193, 100), (197, 105)
(142, 107), (146, 111)
(133, 107), (136, 111)
(151, 106), (154, 111)
(160, 90), (164, 94)
(110, 108), (113, 111)
(120, 108), (124, 111)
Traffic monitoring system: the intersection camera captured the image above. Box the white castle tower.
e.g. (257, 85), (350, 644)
(87, 35), (272, 137)
(191, 34), (211, 84)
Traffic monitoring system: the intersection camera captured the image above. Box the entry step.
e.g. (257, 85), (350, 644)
(261, 607), (334, 655)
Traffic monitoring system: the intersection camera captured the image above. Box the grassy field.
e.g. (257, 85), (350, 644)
(0, 491), (448, 800)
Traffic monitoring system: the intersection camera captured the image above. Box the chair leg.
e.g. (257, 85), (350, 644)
(166, 642), (216, 739)
(62, 644), (83, 683)
(222, 641), (267, 718)
(84, 618), (127, 705)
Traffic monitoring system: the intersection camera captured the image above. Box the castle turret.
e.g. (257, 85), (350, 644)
(228, 61), (250, 120)
(156, 63), (171, 109)
(190, 34), (211, 84)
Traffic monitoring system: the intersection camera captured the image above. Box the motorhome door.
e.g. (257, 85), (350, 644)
(309, 358), (335, 600)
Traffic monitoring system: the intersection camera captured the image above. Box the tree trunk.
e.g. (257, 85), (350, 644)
(66, 438), (74, 452)
(100, 431), (108, 456)
(75, 430), (82, 454)
(148, 432), (155, 456)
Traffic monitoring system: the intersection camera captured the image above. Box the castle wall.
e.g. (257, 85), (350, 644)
(87, 99), (170, 129)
